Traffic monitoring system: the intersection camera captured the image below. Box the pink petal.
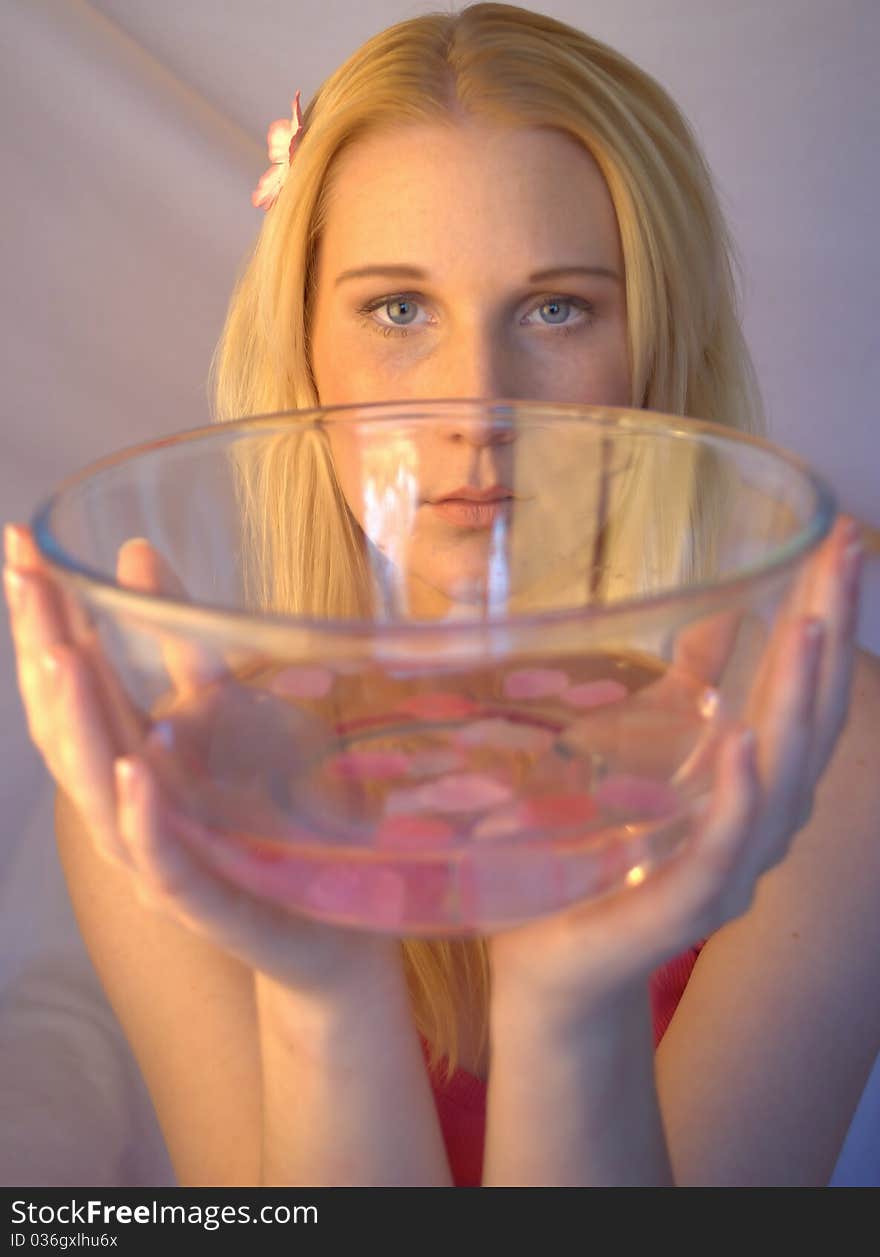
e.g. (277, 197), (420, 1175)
(594, 774), (680, 818)
(329, 750), (411, 781)
(267, 118), (294, 163)
(471, 807), (523, 841)
(503, 668), (570, 699)
(375, 815), (456, 849)
(472, 792), (598, 841)
(419, 773), (513, 813)
(562, 679), (628, 709)
(252, 164), (285, 210)
(397, 692), (480, 720)
(305, 865), (407, 928)
(288, 90), (304, 160)
(269, 665), (335, 699)
(521, 792), (599, 827)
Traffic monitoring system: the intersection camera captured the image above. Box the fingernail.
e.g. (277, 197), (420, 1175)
(115, 757), (140, 794)
(3, 566), (25, 608)
(4, 524), (19, 564)
(844, 535), (864, 585)
(42, 644), (65, 675)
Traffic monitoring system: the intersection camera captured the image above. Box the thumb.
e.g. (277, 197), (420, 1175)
(116, 538), (225, 697)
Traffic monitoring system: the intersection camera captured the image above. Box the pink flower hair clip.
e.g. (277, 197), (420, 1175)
(252, 90), (304, 212)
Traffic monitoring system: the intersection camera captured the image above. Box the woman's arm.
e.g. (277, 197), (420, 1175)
(257, 968), (452, 1186)
(482, 648), (879, 1187)
(56, 786), (452, 1187)
(654, 647), (880, 1186)
(483, 981), (672, 1187)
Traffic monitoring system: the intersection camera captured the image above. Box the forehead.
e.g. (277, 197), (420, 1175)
(318, 121), (622, 274)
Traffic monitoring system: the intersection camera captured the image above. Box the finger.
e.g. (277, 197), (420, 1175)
(751, 616), (823, 861)
(793, 521), (863, 779)
(5, 522), (48, 573)
(671, 608), (743, 687)
(5, 524), (145, 755)
(4, 522), (93, 641)
(674, 724), (761, 929)
(785, 514), (858, 625)
(4, 559), (70, 656)
(115, 755), (303, 967)
(4, 568), (77, 752)
(646, 612), (744, 788)
(615, 724), (760, 954)
(4, 520), (88, 643)
(750, 515), (856, 715)
(115, 756), (200, 907)
(115, 538), (226, 698)
(43, 643), (133, 867)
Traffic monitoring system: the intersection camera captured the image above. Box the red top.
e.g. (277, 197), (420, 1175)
(421, 940), (706, 1186)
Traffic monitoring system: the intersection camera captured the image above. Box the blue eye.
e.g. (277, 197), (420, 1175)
(385, 298), (418, 325)
(538, 299), (570, 324)
(357, 294), (426, 338)
(524, 295), (595, 334)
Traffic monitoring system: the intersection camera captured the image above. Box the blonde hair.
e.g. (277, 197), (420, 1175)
(209, 2), (765, 1081)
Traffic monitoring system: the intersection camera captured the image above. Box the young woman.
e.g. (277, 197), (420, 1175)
(4, 3), (879, 1187)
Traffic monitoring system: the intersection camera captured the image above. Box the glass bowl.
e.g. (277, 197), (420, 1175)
(32, 400), (835, 934)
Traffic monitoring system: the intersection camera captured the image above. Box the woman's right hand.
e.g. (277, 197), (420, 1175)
(2, 522), (403, 1002)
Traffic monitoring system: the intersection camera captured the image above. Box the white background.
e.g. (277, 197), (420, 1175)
(1, 0), (877, 1184)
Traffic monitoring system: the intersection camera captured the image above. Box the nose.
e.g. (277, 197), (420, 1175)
(423, 333), (522, 445)
(439, 414), (516, 450)
(430, 327), (521, 405)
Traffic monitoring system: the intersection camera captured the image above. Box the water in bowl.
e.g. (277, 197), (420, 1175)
(151, 648), (724, 933)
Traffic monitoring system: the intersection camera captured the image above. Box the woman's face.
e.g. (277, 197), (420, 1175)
(309, 120), (631, 616)
(311, 119), (629, 406)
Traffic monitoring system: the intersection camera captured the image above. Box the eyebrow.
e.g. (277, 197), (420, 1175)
(334, 263), (621, 287)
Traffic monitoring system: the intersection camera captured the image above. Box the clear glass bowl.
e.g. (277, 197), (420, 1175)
(32, 400), (835, 934)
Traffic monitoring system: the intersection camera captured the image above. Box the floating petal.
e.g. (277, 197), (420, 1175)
(562, 679), (628, 709)
(503, 668), (570, 699)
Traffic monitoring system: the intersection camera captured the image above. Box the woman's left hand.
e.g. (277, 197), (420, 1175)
(487, 514), (865, 1020)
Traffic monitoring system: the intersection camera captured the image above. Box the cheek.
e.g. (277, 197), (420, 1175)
(530, 348), (631, 409)
(324, 362), (414, 404)
(312, 319), (403, 407)
(567, 318), (632, 408)
(585, 353), (632, 407)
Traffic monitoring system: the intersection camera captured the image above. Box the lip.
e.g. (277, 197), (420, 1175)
(428, 497), (513, 529)
(432, 486), (513, 504)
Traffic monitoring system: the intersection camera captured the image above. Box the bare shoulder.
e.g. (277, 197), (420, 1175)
(54, 787), (263, 1186)
(655, 646), (880, 1186)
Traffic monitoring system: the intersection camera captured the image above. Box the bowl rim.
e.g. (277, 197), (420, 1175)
(30, 397), (837, 645)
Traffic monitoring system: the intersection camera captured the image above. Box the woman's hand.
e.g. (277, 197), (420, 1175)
(3, 522), (402, 1002)
(487, 514), (865, 1022)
